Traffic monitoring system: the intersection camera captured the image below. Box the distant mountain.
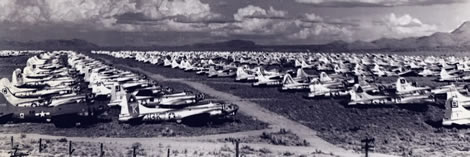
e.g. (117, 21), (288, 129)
(0, 39), (99, 50)
(359, 21), (470, 51)
(2, 21), (470, 52)
(191, 40), (256, 48)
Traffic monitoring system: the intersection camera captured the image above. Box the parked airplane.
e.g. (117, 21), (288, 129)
(442, 88), (470, 126)
(118, 94), (238, 124)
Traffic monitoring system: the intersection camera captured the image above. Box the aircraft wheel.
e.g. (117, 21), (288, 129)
(197, 93), (205, 100)
(309, 93), (315, 98)
(380, 99), (385, 104)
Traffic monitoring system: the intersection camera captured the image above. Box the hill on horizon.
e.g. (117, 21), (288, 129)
(2, 21), (470, 52)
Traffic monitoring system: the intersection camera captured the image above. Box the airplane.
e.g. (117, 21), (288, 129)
(0, 78), (77, 99)
(207, 66), (236, 78)
(438, 68), (470, 82)
(280, 74), (310, 91)
(108, 83), (203, 107)
(442, 88), (470, 126)
(418, 67), (438, 77)
(333, 64), (349, 73)
(293, 68), (315, 82)
(171, 58), (181, 69)
(317, 72), (350, 87)
(15, 68), (77, 88)
(254, 67), (283, 80)
(118, 94), (238, 124)
(163, 58), (172, 67)
(235, 66), (257, 82)
(395, 77), (431, 95)
(306, 79), (348, 98)
(0, 79), (88, 107)
(348, 84), (434, 106)
(457, 62), (470, 72)
(252, 70), (282, 87)
(0, 87), (108, 127)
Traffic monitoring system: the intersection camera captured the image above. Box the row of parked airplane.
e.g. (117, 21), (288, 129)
(0, 50), (42, 57)
(92, 50), (470, 126)
(0, 51), (238, 127)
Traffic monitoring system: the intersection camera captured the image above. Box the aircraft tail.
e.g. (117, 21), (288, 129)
(282, 74), (295, 85)
(84, 67), (92, 82)
(373, 64), (380, 72)
(395, 77), (410, 93)
(208, 66), (217, 76)
(446, 86), (463, 100)
(11, 68), (23, 86)
(296, 68), (308, 80)
(301, 60), (310, 68)
(236, 67), (248, 78)
(349, 85), (360, 101)
(0, 85), (19, 104)
(119, 94), (140, 119)
(0, 79), (10, 95)
(89, 71), (98, 84)
(110, 82), (126, 103)
(334, 64), (340, 73)
(443, 90), (470, 125)
(349, 84), (369, 101)
(171, 59), (179, 68)
(319, 72), (332, 82)
(440, 68), (451, 78)
(256, 69), (268, 81)
(294, 59), (301, 67)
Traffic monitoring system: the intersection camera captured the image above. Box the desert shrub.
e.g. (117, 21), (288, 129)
(240, 145), (255, 154)
(283, 151), (294, 156)
(58, 138), (68, 143)
(260, 129), (310, 146)
(259, 147), (272, 154)
(161, 127), (175, 137)
(220, 145), (232, 152)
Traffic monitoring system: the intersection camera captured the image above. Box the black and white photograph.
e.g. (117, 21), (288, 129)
(1, 0), (470, 156)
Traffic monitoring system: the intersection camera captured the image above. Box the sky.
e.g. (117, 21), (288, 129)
(0, 0), (469, 46)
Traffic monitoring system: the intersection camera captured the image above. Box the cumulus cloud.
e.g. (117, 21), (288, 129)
(0, 0), (136, 25)
(289, 22), (353, 42)
(383, 13), (437, 36)
(303, 13), (323, 22)
(213, 5), (292, 36)
(0, 0), (218, 31)
(295, 0), (465, 7)
(234, 5), (287, 21)
(0, 0), (445, 46)
(137, 0), (219, 22)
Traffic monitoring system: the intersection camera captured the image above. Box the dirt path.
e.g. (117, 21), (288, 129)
(108, 61), (396, 157)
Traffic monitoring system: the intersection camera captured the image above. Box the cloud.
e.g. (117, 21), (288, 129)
(295, 0), (465, 7)
(233, 5), (287, 21)
(136, 0), (219, 22)
(383, 13), (437, 35)
(289, 21), (353, 42)
(210, 5), (291, 36)
(303, 13), (323, 22)
(0, 0), (137, 25)
(0, 0), (218, 31)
